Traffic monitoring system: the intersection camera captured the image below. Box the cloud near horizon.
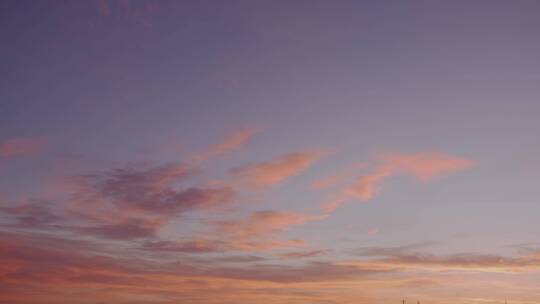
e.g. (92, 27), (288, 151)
(344, 251), (540, 273)
(2, 230), (539, 304)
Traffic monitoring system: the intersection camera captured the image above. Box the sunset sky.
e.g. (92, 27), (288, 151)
(1, 1), (540, 303)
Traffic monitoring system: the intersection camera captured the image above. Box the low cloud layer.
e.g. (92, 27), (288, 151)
(2, 129), (523, 304)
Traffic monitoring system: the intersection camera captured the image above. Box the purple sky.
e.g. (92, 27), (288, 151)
(1, 1), (540, 303)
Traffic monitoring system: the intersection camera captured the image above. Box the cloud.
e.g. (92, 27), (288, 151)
(204, 261), (388, 283)
(192, 127), (260, 162)
(213, 255), (265, 263)
(214, 211), (326, 251)
(183, 255), (266, 264)
(231, 150), (328, 189)
(0, 161), (238, 241)
(0, 191), (168, 242)
(352, 251), (540, 273)
(0, 231), (387, 287)
(78, 218), (164, 240)
(2, 231), (539, 304)
(140, 239), (225, 253)
(380, 152), (474, 181)
(60, 162), (240, 241)
(0, 137), (46, 158)
(383, 253), (540, 271)
(280, 250), (330, 259)
(323, 152), (474, 212)
(83, 162), (237, 216)
(93, 162), (193, 195)
(311, 173), (346, 190)
(351, 242), (440, 257)
(0, 231), (160, 300)
(0, 201), (61, 227)
(343, 242), (540, 273)
(310, 163), (366, 190)
(350, 152), (473, 201)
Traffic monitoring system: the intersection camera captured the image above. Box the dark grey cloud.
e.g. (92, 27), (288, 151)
(83, 162), (237, 216)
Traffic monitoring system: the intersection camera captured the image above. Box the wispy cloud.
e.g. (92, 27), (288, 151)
(140, 239), (226, 253)
(323, 152), (474, 212)
(214, 211), (327, 251)
(310, 162), (366, 190)
(81, 162), (236, 217)
(192, 127), (260, 162)
(351, 241), (441, 257)
(345, 250), (540, 273)
(280, 249), (330, 259)
(0, 201), (61, 227)
(78, 218), (164, 240)
(0, 137), (46, 158)
(231, 150), (329, 189)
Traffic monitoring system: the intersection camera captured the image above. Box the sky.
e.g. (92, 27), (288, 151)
(1, 1), (540, 303)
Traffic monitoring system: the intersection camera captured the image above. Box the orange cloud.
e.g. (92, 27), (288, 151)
(323, 152), (474, 212)
(0, 137), (46, 158)
(192, 127), (260, 162)
(231, 150), (329, 189)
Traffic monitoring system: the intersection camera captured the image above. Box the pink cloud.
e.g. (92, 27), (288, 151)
(0, 137), (46, 158)
(377, 152), (475, 182)
(323, 152), (474, 212)
(192, 127), (260, 162)
(311, 162), (366, 190)
(215, 211), (327, 251)
(231, 150), (329, 189)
